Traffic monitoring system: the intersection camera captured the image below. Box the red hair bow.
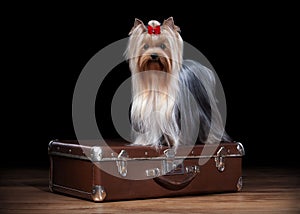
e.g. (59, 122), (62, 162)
(148, 25), (160, 34)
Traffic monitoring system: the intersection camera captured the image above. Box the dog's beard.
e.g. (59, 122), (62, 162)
(131, 71), (180, 148)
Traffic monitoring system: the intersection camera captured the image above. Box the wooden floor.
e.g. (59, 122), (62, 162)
(0, 166), (299, 214)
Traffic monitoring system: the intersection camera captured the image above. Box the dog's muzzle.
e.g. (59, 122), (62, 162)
(150, 53), (159, 60)
(138, 54), (171, 73)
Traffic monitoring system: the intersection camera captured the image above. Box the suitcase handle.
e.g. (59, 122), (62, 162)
(154, 166), (200, 191)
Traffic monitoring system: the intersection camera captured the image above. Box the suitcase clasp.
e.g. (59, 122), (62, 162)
(215, 146), (227, 172)
(116, 150), (128, 177)
(163, 149), (184, 175)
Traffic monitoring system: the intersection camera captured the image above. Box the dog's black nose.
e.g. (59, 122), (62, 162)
(150, 53), (159, 60)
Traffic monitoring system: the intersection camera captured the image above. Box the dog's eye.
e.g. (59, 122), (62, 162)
(160, 43), (166, 49)
(143, 44), (149, 50)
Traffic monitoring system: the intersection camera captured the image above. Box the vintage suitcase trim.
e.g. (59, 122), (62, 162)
(237, 177), (243, 191)
(50, 184), (106, 202)
(48, 141), (245, 161)
(237, 142), (245, 156)
(91, 185), (107, 201)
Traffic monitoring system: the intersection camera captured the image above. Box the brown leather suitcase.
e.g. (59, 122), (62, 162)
(48, 139), (245, 202)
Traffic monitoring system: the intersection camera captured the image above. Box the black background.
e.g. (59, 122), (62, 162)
(2, 3), (297, 168)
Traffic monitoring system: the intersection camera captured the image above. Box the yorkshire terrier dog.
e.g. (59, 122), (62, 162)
(124, 17), (231, 149)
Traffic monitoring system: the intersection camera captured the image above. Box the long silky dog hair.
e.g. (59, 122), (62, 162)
(124, 17), (231, 149)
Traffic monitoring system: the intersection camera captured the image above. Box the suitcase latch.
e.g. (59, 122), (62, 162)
(146, 149), (200, 178)
(215, 146), (227, 172)
(163, 149), (184, 175)
(116, 150), (128, 177)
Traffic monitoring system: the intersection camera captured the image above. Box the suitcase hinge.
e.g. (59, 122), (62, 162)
(215, 146), (227, 172)
(116, 150), (128, 177)
(90, 146), (103, 161)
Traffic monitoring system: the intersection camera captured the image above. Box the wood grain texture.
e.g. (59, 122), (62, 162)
(0, 167), (299, 214)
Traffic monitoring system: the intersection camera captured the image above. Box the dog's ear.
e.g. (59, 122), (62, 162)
(163, 17), (181, 33)
(129, 18), (147, 35)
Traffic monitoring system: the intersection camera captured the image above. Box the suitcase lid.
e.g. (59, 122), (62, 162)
(48, 139), (245, 162)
